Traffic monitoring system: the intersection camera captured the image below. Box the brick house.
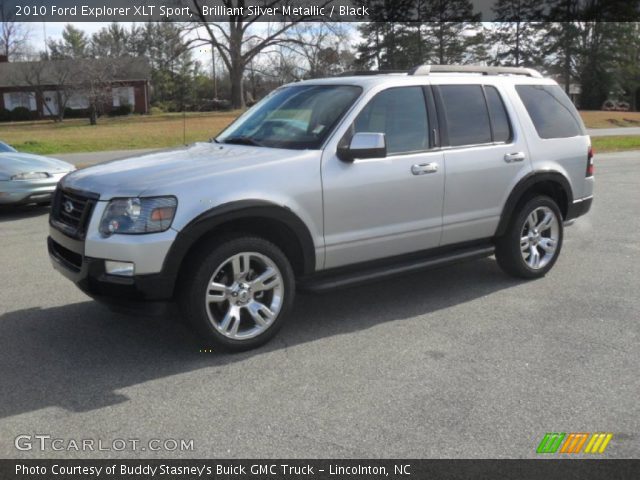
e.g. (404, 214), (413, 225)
(0, 55), (151, 118)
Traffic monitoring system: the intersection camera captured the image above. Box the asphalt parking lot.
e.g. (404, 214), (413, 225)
(0, 151), (638, 459)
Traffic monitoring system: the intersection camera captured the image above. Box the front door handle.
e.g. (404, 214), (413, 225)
(504, 152), (526, 163)
(411, 162), (439, 175)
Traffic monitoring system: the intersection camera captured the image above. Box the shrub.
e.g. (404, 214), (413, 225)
(10, 106), (33, 121)
(151, 102), (171, 113)
(0, 109), (10, 122)
(63, 107), (89, 119)
(197, 99), (232, 112)
(110, 104), (133, 116)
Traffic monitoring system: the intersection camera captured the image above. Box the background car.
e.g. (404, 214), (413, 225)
(0, 141), (75, 206)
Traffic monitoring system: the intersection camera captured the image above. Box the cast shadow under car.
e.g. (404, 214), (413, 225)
(0, 204), (50, 222)
(0, 258), (523, 419)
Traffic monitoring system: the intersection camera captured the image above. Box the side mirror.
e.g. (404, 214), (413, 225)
(337, 132), (387, 162)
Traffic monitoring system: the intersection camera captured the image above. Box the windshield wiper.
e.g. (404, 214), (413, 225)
(222, 136), (264, 147)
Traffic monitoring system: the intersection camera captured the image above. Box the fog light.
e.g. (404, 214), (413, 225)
(105, 260), (135, 277)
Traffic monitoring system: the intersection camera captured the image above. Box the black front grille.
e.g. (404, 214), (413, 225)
(50, 187), (98, 239)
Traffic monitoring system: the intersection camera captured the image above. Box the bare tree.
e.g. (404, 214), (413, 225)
(285, 23), (353, 78)
(13, 60), (79, 121)
(0, 0), (31, 60)
(184, 0), (331, 108)
(76, 59), (119, 125)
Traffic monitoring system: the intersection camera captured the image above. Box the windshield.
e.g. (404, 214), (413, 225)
(217, 85), (362, 150)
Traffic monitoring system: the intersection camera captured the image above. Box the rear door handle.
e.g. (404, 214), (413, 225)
(411, 162), (439, 175)
(504, 152), (526, 163)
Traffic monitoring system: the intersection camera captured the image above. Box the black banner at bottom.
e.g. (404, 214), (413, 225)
(3, 459), (640, 480)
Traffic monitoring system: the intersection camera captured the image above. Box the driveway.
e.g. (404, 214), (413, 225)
(0, 152), (638, 459)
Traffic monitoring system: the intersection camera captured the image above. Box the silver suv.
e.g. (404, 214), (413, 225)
(48, 65), (594, 351)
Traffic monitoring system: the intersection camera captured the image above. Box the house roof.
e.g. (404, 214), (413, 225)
(0, 57), (151, 87)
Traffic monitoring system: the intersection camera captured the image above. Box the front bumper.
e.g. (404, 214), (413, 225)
(48, 226), (176, 309)
(0, 178), (60, 205)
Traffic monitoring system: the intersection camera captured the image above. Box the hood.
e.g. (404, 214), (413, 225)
(60, 142), (313, 199)
(0, 152), (75, 179)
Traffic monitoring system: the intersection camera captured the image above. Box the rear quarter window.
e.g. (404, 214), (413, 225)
(516, 85), (585, 139)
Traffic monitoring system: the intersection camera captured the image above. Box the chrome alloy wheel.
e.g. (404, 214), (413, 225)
(520, 206), (560, 270)
(204, 252), (284, 340)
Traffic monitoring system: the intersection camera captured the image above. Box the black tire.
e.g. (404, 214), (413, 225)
(178, 235), (295, 352)
(495, 195), (564, 279)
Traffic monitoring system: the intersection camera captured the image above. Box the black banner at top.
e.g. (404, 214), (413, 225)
(4, 0), (640, 22)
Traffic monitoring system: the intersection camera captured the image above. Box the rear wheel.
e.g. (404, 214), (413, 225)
(179, 236), (295, 351)
(496, 195), (563, 279)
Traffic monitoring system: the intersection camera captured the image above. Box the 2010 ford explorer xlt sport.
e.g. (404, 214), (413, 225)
(48, 65), (594, 351)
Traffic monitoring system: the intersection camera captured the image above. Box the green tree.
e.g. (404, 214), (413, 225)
(419, 0), (483, 65)
(615, 23), (640, 110)
(139, 23), (197, 110)
(47, 24), (88, 59)
(91, 23), (142, 58)
(490, 0), (544, 66)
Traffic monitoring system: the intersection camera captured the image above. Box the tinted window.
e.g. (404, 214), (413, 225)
(354, 87), (428, 155)
(485, 86), (512, 143)
(439, 85), (492, 146)
(516, 85), (584, 139)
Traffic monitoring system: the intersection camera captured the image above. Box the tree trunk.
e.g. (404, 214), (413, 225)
(229, 25), (245, 109)
(229, 62), (244, 109)
(89, 105), (98, 125)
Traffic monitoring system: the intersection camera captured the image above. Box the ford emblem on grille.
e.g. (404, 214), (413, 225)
(63, 200), (74, 214)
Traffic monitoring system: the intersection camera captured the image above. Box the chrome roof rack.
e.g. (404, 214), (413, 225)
(408, 64), (543, 78)
(336, 70), (407, 77)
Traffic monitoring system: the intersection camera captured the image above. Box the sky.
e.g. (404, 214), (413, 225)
(28, 21), (362, 68)
(29, 22), (215, 63)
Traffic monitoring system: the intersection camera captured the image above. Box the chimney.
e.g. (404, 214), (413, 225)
(0, 55), (8, 63)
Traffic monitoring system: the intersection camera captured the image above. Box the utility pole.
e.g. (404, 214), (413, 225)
(211, 46), (217, 99)
(42, 22), (48, 57)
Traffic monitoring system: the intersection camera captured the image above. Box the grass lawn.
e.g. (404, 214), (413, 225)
(579, 110), (640, 128)
(592, 135), (640, 153)
(0, 111), (242, 155)
(1, 109), (640, 155)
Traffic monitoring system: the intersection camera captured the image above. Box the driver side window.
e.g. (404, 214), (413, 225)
(354, 87), (429, 155)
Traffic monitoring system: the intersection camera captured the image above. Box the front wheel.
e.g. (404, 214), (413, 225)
(496, 195), (564, 279)
(179, 236), (295, 351)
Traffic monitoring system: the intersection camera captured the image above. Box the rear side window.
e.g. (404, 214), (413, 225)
(485, 86), (512, 143)
(516, 85), (585, 139)
(438, 85), (492, 146)
(354, 86), (429, 155)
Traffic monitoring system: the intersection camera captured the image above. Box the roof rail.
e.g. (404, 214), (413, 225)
(408, 64), (543, 78)
(336, 70), (407, 77)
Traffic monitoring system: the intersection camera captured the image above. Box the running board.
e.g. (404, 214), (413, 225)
(299, 245), (495, 293)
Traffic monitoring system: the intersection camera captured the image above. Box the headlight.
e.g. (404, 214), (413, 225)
(99, 197), (177, 236)
(11, 172), (49, 180)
